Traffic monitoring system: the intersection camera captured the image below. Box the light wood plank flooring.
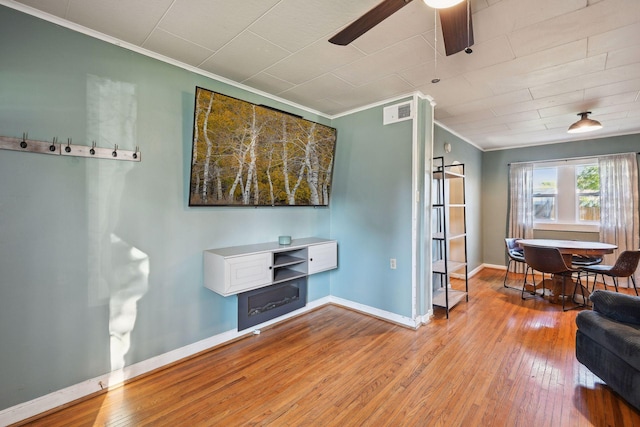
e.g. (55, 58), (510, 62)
(18, 268), (640, 426)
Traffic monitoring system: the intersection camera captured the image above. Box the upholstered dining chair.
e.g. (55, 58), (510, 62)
(523, 245), (585, 311)
(504, 238), (531, 290)
(580, 250), (640, 295)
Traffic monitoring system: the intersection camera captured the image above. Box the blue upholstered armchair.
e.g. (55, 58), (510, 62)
(576, 290), (640, 410)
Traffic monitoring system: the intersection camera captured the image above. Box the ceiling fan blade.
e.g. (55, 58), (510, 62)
(439, 0), (474, 56)
(329, 0), (413, 46)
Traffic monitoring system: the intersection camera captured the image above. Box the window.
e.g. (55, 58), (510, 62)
(576, 164), (600, 222)
(532, 159), (599, 231)
(533, 167), (557, 221)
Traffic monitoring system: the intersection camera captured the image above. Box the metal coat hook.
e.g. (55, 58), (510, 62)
(49, 136), (58, 152)
(90, 141), (96, 155)
(20, 132), (28, 149)
(133, 146), (139, 160)
(112, 144), (118, 158)
(65, 138), (72, 153)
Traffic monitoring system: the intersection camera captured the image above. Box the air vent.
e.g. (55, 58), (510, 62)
(383, 101), (413, 125)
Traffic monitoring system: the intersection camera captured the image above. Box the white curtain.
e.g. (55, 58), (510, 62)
(599, 153), (640, 285)
(507, 162), (534, 273)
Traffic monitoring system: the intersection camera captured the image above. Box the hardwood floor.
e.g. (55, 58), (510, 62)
(18, 268), (640, 426)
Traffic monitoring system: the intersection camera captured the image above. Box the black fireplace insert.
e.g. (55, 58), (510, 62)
(237, 277), (307, 331)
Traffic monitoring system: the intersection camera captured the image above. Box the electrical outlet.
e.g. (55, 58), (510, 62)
(390, 258), (397, 269)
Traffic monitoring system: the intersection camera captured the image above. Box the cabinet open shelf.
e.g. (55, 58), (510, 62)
(433, 170), (464, 180)
(273, 253), (306, 268)
(432, 232), (466, 241)
(432, 260), (466, 274)
(432, 288), (467, 310)
(273, 268), (307, 284)
(273, 248), (307, 284)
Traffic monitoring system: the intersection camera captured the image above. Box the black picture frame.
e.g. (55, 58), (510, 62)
(189, 87), (337, 207)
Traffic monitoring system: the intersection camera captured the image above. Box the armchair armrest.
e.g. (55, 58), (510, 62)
(590, 290), (640, 325)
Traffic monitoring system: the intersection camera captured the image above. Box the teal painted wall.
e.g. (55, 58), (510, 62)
(481, 135), (640, 267)
(0, 6), (333, 410)
(330, 100), (418, 318)
(433, 125), (483, 273)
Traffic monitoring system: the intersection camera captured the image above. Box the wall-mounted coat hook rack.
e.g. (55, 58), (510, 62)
(1, 134), (141, 162)
(0, 134), (60, 156)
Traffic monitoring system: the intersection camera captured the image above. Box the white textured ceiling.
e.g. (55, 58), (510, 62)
(6, 0), (640, 150)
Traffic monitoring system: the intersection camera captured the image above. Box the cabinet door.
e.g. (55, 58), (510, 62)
(308, 241), (337, 274)
(226, 253), (272, 294)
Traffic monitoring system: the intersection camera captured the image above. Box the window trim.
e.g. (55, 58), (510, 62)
(532, 158), (600, 232)
(533, 221), (599, 233)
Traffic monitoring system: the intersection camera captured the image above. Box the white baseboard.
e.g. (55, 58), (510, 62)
(0, 296), (332, 426)
(416, 310), (434, 325)
(469, 264), (487, 276)
(482, 263), (507, 271)
(449, 263), (486, 279)
(328, 296), (421, 329)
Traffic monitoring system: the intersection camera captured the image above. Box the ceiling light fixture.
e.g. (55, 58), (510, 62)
(423, 0), (464, 8)
(567, 112), (603, 134)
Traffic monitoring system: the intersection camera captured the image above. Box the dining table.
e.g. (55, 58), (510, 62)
(517, 238), (617, 264)
(517, 239), (618, 304)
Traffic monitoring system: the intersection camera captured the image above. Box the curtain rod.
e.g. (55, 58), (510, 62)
(509, 152), (640, 166)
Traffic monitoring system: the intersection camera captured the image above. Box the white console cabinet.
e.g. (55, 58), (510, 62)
(204, 237), (337, 296)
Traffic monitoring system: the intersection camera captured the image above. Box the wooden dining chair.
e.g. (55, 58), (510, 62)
(503, 238), (532, 290)
(522, 245), (585, 311)
(580, 250), (640, 295)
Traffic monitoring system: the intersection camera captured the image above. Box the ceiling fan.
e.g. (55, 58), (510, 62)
(329, 0), (474, 56)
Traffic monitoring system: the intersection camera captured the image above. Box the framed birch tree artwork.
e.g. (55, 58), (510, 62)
(189, 87), (337, 207)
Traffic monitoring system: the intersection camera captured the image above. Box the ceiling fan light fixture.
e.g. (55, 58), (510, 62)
(423, 0), (465, 9)
(567, 112), (603, 134)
